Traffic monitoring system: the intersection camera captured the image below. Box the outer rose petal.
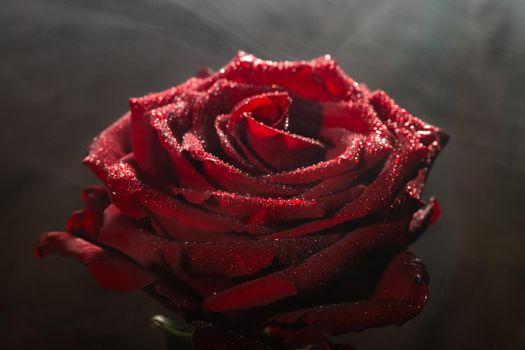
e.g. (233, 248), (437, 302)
(83, 113), (132, 180)
(164, 240), (275, 278)
(216, 51), (360, 101)
(203, 275), (297, 312)
(65, 185), (109, 237)
(83, 114), (146, 218)
(146, 278), (201, 312)
(203, 223), (409, 311)
(408, 197), (441, 243)
(264, 251), (428, 336)
(34, 232), (155, 292)
(128, 77), (204, 178)
(148, 100), (214, 191)
(321, 100), (384, 133)
(137, 186), (253, 236)
(162, 233), (339, 278)
(97, 205), (168, 267)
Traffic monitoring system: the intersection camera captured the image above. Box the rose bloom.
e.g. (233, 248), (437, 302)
(35, 52), (447, 350)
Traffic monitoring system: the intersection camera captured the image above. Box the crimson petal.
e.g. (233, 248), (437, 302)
(191, 79), (281, 151)
(34, 232), (155, 292)
(165, 241), (274, 278)
(148, 101), (214, 190)
(137, 186), (253, 237)
(321, 100), (388, 134)
(146, 278), (201, 312)
(203, 275), (297, 312)
(301, 171), (359, 199)
(216, 91), (295, 173)
(163, 243), (239, 297)
(173, 188), (325, 225)
(217, 52), (359, 101)
(83, 114), (147, 218)
(264, 130), (392, 185)
(408, 197), (441, 243)
(241, 114), (325, 171)
(203, 223), (409, 311)
(265, 251), (428, 335)
(215, 115), (261, 173)
(162, 233), (339, 279)
(265, 136), (426, 239)
(182, 132), (300, 197)
(97, 205), (168, 267)
(128, 77), (204, 178)
(65, 186), (109, 237)
(83, 113), (132, 180)
(228, 91), (291, 129)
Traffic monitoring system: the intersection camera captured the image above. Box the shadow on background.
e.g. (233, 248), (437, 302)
(1, 0), (524, 349)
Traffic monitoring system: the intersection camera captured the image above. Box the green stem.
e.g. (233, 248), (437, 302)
(151, 315), (193, 350)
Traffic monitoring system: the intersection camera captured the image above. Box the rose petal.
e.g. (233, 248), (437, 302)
(34, 232), (155, 292)
(103, 160), (147, 218)
(146, 278), (201, 311)
(191, 79), (280, 153)
(65, 186), (109, 237)
(222, 115), (277, 174)
(128, 77), (204, 177)
(83, 113), (132, 180)
(215, 92), (295, 173)
(217, 51), (359, 101)
(163, 244), (239, 297)
(264, 131), (392, 185)
(240, 114), (326, 171)
(369, 90), (426, 132)
(97, 205), (168, 267)
(203, 275), (297, 312)
(271, 233), (341, 265)
(204, 223), (409, 311)
(301, 171), (359, 199)
(182, 132), (301, 197)
(137, 186), (250, 236)
(265, 251), (428, 335)
(228, 91), (291, 129)
(162, 233), (339, 278)
(83, 114), (148, 219)
(277, 223), (408, 293)
(173, 188), (325, 225)
(149, 102), (215, 190)
(265, 136), (426, 239)
(407, 197), (441, 244)
(215, 115), (262, 173)
(321, 100), (387, 134)
(165, 241), (274, 278)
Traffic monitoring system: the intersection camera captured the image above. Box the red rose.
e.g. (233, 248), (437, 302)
(35, 52), (447, 349)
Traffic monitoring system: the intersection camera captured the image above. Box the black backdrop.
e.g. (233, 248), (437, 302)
(1, 0), (524, 349)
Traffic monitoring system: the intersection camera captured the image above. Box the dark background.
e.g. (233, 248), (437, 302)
(1, 0), (524, 349)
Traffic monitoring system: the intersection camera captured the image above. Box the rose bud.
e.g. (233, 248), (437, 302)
(35, 52), (447, 349)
